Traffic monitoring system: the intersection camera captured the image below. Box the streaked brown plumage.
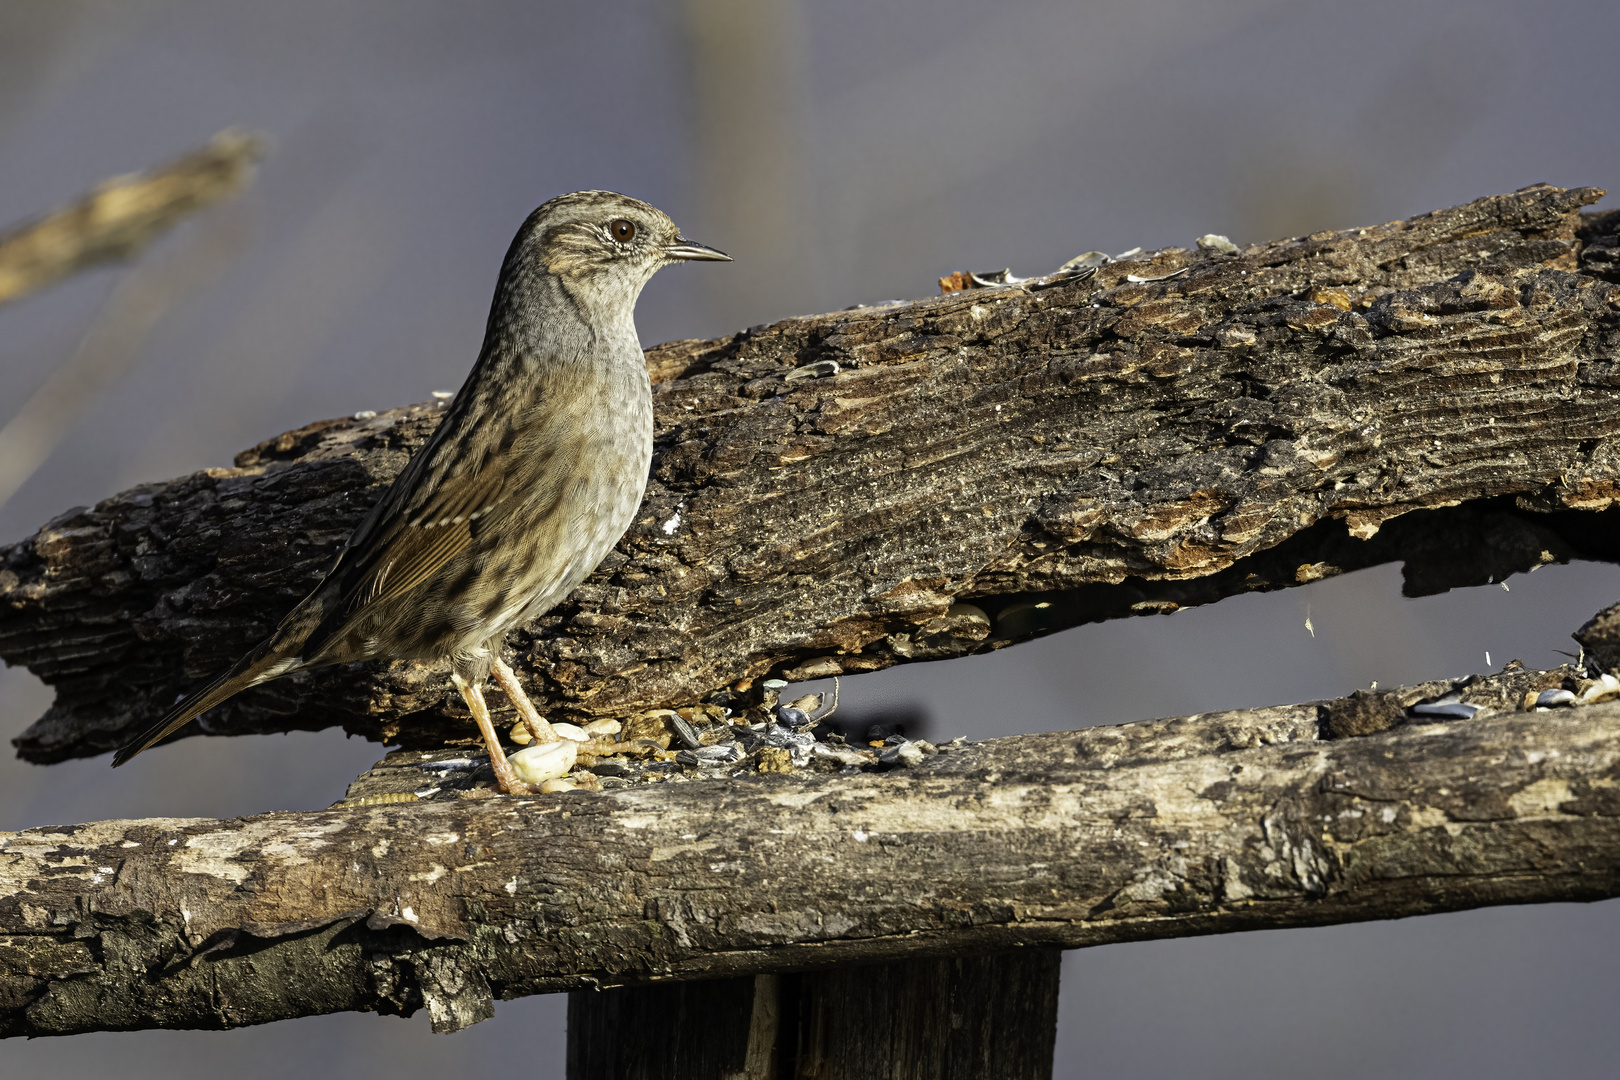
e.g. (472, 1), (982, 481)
(112, 191), (730, 792)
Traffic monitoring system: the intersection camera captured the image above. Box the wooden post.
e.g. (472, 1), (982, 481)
(567, 950), (1063, 1079)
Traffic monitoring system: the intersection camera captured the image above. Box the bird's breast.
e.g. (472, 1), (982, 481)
(477, 360), (652, 634)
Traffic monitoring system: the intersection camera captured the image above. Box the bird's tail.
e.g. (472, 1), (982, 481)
(111, 634), (305, 767)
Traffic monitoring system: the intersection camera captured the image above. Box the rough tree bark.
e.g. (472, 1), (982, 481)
(3, 184), (1619, 762)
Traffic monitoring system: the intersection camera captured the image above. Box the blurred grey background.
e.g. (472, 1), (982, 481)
(2, 0), (1618, 1075)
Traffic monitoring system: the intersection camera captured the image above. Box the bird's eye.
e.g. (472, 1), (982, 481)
(609, 219), (636, 243)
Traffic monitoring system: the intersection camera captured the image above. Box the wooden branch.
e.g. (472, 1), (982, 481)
(4, 185), (1619, 762)
(0, 130), (263, 309)
(2, 662), (1617, 1036)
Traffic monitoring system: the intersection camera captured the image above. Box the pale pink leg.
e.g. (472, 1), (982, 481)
(490, 657), (559, 744)
(452, 671), (535, 795)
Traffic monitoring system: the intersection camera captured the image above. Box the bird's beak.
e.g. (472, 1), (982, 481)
(663, 236), (732, 262)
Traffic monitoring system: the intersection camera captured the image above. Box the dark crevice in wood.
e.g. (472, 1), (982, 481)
(870, 500), (1620, 665)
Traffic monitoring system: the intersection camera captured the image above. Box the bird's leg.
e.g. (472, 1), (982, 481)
(491, 656), (621, 762)
(489, 657), (559, 744)
(452, 671), (534, 795)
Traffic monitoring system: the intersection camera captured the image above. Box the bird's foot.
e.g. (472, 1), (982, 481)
(576, 737), (626, 762)
(490, 754), (544, 796)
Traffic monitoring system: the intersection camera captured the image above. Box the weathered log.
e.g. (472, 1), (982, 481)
(3, 185), (1620, 764)
(1, 660), (1616, 1037)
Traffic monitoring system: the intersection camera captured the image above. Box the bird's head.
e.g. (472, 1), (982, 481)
(515, 190), (729, 305)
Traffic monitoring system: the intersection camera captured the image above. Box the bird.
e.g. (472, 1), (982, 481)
(112, 190), (730, 793)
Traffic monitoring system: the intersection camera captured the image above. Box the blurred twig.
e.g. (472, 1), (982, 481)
(0, 128), (263, 308)
(0, 200), (255, 510)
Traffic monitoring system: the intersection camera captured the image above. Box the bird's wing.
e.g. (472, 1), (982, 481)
(334, 458), (512, 614)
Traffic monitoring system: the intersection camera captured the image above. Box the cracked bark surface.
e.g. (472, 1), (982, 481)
(3, 184), (1620, 766)
(2, 661), (1617, 1036)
